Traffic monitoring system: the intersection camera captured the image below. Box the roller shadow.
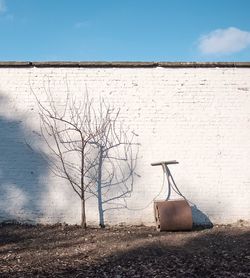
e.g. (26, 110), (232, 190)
(191, 205), (213, 229)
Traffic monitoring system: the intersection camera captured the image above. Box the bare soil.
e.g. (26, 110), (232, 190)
(0, 223), (249, 277)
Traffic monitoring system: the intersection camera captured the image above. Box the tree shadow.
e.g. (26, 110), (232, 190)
(94, 142), (139, 228)
(0, 94), (47, 223)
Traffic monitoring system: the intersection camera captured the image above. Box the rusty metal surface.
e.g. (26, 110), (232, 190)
(154, 200), (193, 231)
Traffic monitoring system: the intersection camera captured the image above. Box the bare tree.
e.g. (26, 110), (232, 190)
(33, 90), (100, 228)
(33, 87), (138, 228)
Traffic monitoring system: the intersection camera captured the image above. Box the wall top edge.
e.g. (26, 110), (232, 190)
(0, 61), (250, 68)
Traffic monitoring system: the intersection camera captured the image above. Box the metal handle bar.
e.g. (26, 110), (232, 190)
(151, 160), (179, 166)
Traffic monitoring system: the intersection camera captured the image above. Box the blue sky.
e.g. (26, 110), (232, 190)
(0, 0), (249, 61)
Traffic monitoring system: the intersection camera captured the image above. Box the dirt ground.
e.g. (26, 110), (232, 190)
(0, 223), (249, 277)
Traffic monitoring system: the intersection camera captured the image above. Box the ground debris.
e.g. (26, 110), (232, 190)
(0, 224), (249, 277)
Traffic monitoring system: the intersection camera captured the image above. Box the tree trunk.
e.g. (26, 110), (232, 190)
(97, 146), (105, 228)
(81, 196), (87, 228)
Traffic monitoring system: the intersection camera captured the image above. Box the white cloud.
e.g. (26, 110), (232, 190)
(0, 0), (6, 13)
(198, 27), (250, 55)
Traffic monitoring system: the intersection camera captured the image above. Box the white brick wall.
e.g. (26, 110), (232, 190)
(0, 66), (249, 226)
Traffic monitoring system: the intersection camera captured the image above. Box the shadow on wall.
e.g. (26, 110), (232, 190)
(191, 205), (213, 228)
(0, 94), (47, 223)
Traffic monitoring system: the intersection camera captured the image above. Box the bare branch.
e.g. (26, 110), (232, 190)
(33, 83), (139, 228)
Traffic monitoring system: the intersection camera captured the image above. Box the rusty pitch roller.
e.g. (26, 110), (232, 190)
(151, 161), (193, 231)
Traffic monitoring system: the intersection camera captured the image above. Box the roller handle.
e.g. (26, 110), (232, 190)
(151, 160), (179, 166)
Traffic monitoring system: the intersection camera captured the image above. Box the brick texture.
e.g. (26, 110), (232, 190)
(0, 66), (249, 226)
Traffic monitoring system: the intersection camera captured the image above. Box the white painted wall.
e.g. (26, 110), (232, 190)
(0, 66), (250, 226)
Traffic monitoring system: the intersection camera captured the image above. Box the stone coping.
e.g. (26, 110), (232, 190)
(0, 61), (250, 68)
